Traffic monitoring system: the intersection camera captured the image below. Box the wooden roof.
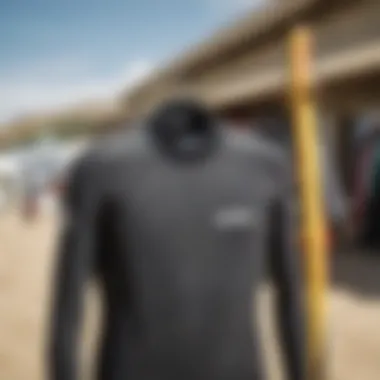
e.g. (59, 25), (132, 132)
(123, 0), (325, 99)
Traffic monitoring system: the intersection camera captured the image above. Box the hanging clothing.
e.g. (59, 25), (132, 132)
(357, 140), (380, 249)
(353, 143), (377, 224)
(370, 144), (380, 195)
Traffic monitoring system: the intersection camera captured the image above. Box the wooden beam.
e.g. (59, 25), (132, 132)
(288, 25), (328, 380)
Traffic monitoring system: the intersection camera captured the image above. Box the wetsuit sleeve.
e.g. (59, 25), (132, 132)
(268, 162), (306, 380)
(48, 156), (101, 380)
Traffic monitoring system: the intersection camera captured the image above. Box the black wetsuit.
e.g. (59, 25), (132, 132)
(49, 103), (305, 380)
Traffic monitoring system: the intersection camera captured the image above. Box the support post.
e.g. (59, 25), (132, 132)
(288, 25), (328, 380)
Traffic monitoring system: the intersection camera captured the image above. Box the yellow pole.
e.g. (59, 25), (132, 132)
(288, 25), (328, 380)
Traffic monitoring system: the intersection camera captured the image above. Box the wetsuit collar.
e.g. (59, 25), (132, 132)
(148, 100), (220, 163)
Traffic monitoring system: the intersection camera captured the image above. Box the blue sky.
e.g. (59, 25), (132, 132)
(0, 0), (262, 123)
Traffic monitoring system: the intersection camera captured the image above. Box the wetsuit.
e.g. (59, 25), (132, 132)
(49, 102), (305, 380)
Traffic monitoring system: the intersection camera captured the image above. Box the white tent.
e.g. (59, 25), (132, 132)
(0, 157), (23, 211)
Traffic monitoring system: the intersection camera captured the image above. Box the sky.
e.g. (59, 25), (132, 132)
(0, 0), (264, 123)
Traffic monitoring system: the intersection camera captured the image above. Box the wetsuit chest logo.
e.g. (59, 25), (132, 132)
(214, 206), (259, 230)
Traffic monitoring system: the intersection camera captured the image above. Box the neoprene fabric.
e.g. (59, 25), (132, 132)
(49, 107), (306, 380)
